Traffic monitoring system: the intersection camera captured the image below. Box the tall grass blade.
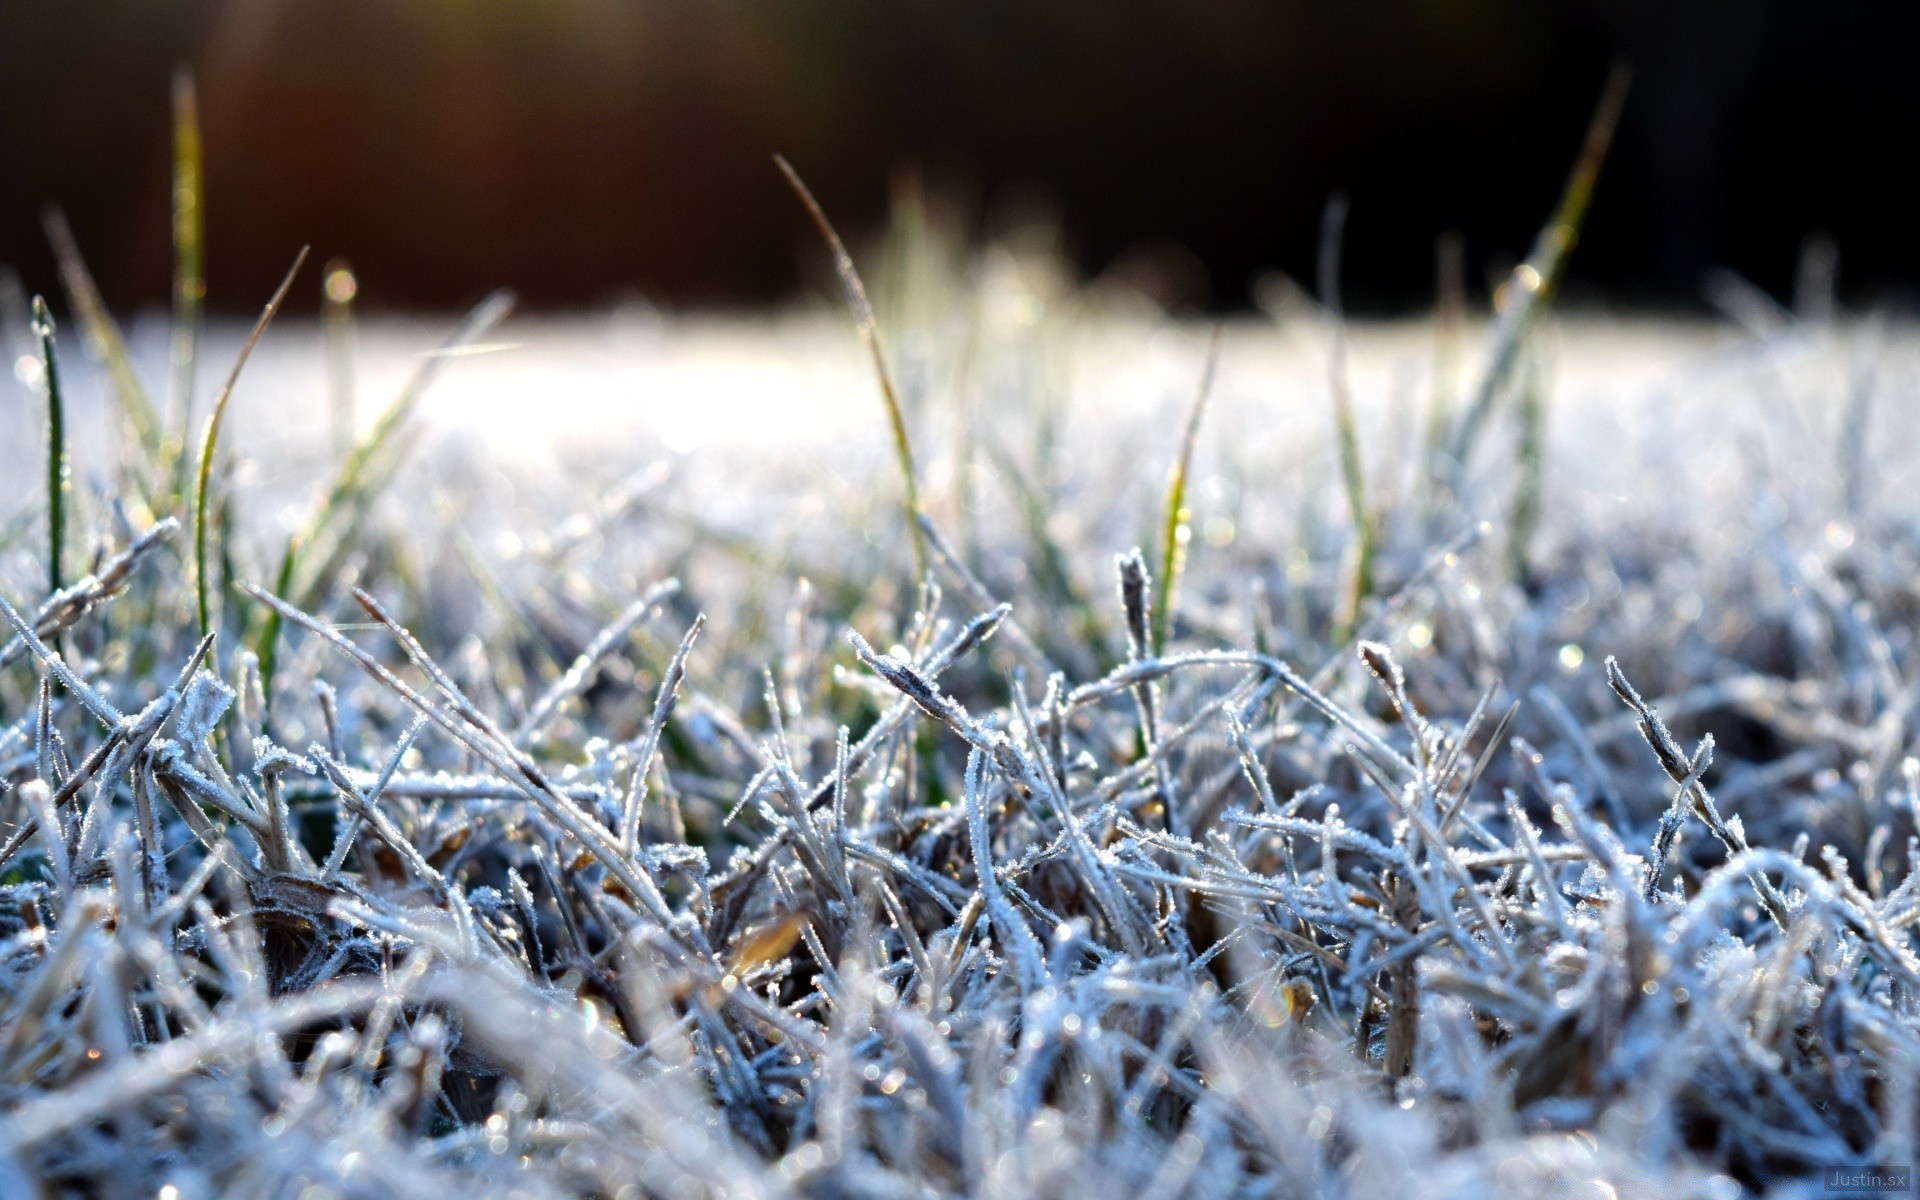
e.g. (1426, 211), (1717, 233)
(167, 68), (206, 485)
(1319, 195), (1376, 641)
(775, 154), (926, 582)
(1150, 326), (1221, 655)
(42, 209), (162, 471)
(1508, 349), (1547, 584)
(1443, 62), (1629, 491)
(30, 299), (67, 598)
(193, 247), (308, 641)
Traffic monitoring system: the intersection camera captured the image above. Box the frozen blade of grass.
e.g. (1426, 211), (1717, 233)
(1117, 549), (1175, 831)
(1605, 656), (1790, 926)
(619, 612), (705, 855)
(28, 299), (68, 602)
(776, 153), (925, 582)
(782, 601), (1004, 822)
(318, 715), (427, 881)
(243, 584), (682, 935)
(192, 246), (309, 641)
(17, 781), (69, 899)
(963, 747), (1046, 990)
(1151, 325), (1222, 655)
(830, 723), (851, 841)
(0, 519), (179, 671)
(1444, 61), (1630, 490)
(0, 592), (123, 728)
(846, 631), (986, 749)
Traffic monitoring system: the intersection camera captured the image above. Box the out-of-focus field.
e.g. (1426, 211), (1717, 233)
(13, 308), (1909, 551)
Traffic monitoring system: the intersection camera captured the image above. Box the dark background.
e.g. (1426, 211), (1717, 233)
(2, 0), (1915, 314)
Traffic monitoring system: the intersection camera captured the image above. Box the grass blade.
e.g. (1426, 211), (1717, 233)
(1507, 348), (1547, 584)
(775, 154), (925, 582)
(42, 209), (162, 473)
(30, 299), (67, 598)
(193, 247), (309, 641)
(1443, 61), (1630, 490)
(1319, 195), (1375, 642)
(167, 68), (206, 484)
(1150, 325), (1222, 655)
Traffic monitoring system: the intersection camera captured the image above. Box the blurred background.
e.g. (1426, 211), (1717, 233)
(3, 0), (1917, 316)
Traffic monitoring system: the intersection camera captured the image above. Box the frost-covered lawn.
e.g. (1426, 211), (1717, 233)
(3, 291), (1919, 1199)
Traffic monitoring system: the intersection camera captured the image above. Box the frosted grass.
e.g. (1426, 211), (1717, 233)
(2, 260), (1920, 1198)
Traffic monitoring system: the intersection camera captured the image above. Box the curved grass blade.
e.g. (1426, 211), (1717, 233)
(193, 247), (309, 641)
(1443, 61), (1630, 490)
(1150, 325), (1222, 654)
(43, 209), (162, 471)
(775, 153), (925, 582)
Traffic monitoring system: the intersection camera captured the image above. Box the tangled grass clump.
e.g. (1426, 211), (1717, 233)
(5, 78), (1920, 1199)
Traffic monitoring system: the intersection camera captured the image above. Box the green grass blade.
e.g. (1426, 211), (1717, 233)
(254, 535), (299, 718)
(1443, 62), (1629, 488)
(168, 68), (206, 487)
(193, 247), (308, 641)
(1150, 326), (1222, 655)
(775, 154), (926, 583)
(30, 299), (67, 598)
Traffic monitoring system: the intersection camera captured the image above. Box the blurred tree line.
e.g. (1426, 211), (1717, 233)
(2, 0), (1915, 313)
